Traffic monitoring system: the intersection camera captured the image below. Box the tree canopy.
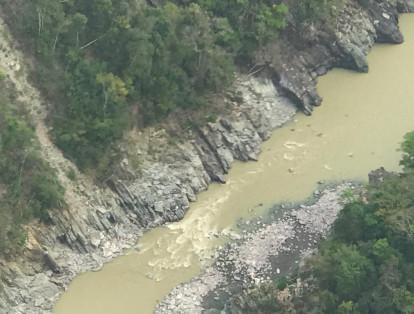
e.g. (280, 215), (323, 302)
(1, 0), (292, 169)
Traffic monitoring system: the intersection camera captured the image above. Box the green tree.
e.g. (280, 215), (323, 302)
(333, 202), (382, 243)
(196, 0), (288, 57)
(291, 0), (342, 24)
(393, 288), (414, 314)
(315, 244), (375, 300)
(400, 131), (414, 172)
(372, 239), (395, 263)
(337, 301), (360, 314)
(54, 52), (128, 168)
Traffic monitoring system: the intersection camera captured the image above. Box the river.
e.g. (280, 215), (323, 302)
(54, 14), (414, 314)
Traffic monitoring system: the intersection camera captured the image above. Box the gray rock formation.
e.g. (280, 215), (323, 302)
(257, 0), (407, 113)
(0, 1), (413, 313)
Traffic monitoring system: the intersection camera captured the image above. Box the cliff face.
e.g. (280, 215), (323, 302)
(0, 1), (413, 313)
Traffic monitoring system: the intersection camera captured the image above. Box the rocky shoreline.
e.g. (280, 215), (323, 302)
(155, 183), (356, 313)
(0, 1), (413, 313)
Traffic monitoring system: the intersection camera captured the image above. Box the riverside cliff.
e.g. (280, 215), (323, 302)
(0, 1), (413, 313)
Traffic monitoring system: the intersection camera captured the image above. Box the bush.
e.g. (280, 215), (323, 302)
(400, 131), (414, 172)
(291, 0), (342, 24)
(0, 69), (6, 81)
(195, 0), (288, 58)
(66, 168), (77, 181)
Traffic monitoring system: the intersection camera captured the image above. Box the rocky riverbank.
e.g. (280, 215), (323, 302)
(155, 183), (356, 313)
(0, 1), (413, 313)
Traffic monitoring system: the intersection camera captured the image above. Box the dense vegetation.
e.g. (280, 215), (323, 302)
(0, 75), (64, 254)
(1, 0), (338, 170)
(237, 132), (414, 313)
(1, 0), (285, 169)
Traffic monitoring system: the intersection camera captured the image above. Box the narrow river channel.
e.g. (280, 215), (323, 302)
(54, 15), (414, 314)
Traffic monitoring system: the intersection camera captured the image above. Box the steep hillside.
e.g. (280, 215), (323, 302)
(0, 0), (413, 313)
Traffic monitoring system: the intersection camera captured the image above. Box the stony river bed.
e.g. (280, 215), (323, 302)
(156, 183), (357, 313)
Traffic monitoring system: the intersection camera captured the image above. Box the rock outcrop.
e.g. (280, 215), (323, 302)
(0, 1), (413, 313)
(258, 0), (407, 113)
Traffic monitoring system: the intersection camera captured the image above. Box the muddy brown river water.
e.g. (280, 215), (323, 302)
(54, 15), (414, 314)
